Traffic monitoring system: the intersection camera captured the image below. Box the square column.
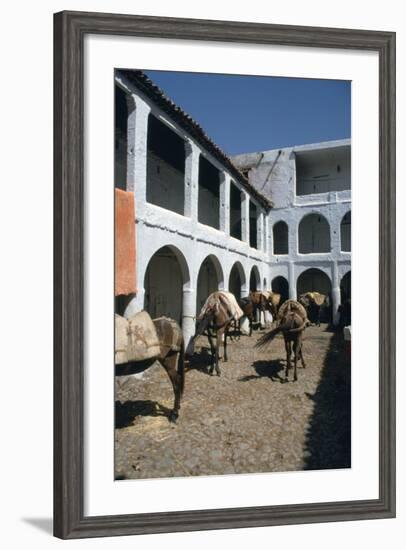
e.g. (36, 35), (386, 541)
(331, 261), (341, 326)
(241, 191), (250, 245)
(288, 261), (296, 299)
(184, 141), (200, 221)
(257, 209), (265, 252)
(220, 173), (231, 235)
(126, 95), (151, 212)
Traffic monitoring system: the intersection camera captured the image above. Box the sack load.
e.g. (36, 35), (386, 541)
(216, 291), (244, 320)
(310, 292), (326, 306)
(115, 311), (161, 365)
(153, 317), (182, 353)
(277, 300), (308, 322)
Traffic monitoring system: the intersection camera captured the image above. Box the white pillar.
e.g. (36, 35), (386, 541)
(331, 262), (341, 325)
(126, 96), (151, 208)
(182, 287), (197, 352)
(289, 218), (297, 256)
(257, 209), (264, 252)
(123, 96), (150, 320)
(263, 213), (269, 255)
(184, 141), (200, 222)
(330, 212), (341, 256)
(220, 173), (231, 235)
(288, 262), (296, 299)
(241, 191), (250, 245)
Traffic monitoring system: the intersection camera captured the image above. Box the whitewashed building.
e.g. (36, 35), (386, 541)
(114, 70), (351, 348)
(232, 140), (351, 324)
(115, 70), (273, 348)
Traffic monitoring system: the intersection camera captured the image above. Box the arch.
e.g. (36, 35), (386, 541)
(297, 268), (332, 323)
(297, 268), (332, 296)
(273, 221), (288, 255)
(196, 254), (224, 311)
(340, 211), (351, 252)
(298, 213), (331, 254)
(249, 265), (261, 292)
(340, 270), (351, 302)
(271, 276), (289, 304)
(144, 245), (190, 325)
(229, 261), (246, 300)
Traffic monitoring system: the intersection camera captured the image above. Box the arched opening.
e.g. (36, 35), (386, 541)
(297, 268), (332, 296)
(339, 271), (351, 326)
(341, 211), (351, 252)
(271, 276), (289, 304)
(229, 262), (246, 300)
(297, 268), (332, 323)
(196, 255), (224, 312)
(298, 213), (331, 254)
(273, 221), (288, 255)
(340, 271), (351, 303)
(249, 266), (261, 292)
(144, 245), (189, 325)
(114, 84), (131, 190)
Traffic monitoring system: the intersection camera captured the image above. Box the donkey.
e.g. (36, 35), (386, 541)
(250, 291), (281, 326)
(115, 316), (185, 422)
(238, 296), (255, 336)
(189, 291), (243, 376)
(298, 292), (330, 326)
(256, 300), (309, 382)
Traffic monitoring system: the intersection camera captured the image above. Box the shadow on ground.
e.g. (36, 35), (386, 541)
(115, 399), (172, 428)
(186, 347), (215, 375)
(239, 359), (285, 383)
(303, 331), (351, 470)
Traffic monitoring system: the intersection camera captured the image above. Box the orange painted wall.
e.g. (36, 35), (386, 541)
(115, 189), (136, 296)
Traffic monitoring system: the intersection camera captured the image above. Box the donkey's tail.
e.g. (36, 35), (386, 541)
(255, 319), (307, 349)
(255, 325), (283, 348)
(178, 340), (185, 396)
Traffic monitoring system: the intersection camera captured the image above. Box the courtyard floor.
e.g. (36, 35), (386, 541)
(114, 324), (351, 480)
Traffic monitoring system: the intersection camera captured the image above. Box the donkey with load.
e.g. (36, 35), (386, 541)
(188, 291), (243, 376)
(115, 311), (185, 422)
(256, 300), (309, 382)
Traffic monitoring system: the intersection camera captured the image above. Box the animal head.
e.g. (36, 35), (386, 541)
(298, 294), (310, 307)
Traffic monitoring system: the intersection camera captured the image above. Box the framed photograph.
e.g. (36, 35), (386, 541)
(54, 10), (396, 539)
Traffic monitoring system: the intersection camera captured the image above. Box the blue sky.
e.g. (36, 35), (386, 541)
(144, 70), (351, 156)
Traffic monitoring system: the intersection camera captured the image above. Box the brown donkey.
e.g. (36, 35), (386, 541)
(115, 316), (185, 422)
(190, 291), (243, 376)
(256, 300), (309, 382)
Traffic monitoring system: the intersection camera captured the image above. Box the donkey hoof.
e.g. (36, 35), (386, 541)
(169, 411), (178, 423)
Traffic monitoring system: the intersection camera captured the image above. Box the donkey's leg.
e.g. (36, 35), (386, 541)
(293, 339), (298, 382)
(207, 329), (216, 375)
(223, 327), (228, 362)
(161, 352), (182, 422)
(299, 338), (306, 368)
(284, 338), (291, 381)
(214, 330), (222, 376)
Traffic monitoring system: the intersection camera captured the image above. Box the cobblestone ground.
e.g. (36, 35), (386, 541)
(115, 324), (351, 480)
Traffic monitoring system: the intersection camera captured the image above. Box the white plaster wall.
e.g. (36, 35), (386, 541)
(233, 140), (351, 323)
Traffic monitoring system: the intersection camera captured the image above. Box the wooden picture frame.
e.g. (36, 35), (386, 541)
(54, 10), (396, 539)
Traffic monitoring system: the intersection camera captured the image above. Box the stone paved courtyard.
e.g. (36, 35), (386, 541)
(115, 324), (351, 480)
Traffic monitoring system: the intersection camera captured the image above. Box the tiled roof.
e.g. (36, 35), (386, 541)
(116, 69), (273, 210)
